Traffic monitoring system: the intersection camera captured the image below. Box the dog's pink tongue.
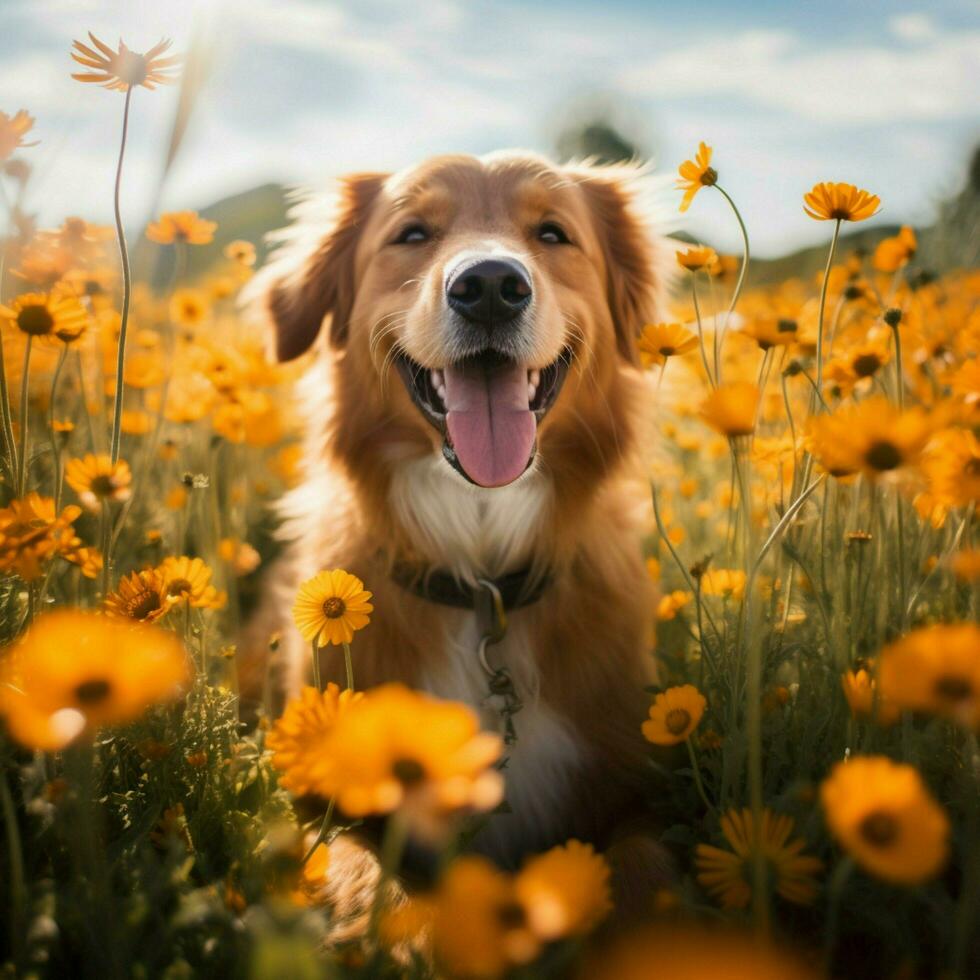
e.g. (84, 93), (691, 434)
(444, 360), (535, 487)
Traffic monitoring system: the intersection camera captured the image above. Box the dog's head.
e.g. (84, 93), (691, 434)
(260, 152), (665, 491)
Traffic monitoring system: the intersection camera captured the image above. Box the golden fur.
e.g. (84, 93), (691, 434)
(244, 151), (673, 909)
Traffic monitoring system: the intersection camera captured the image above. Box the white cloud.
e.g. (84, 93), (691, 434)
(617, 26), (980, 124)
(889, 13), (937, 41)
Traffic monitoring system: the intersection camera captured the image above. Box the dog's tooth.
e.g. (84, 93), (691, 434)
(529, 369), (541, 387)
(431, 369), (443, 389)
(528, 383), (537, 401)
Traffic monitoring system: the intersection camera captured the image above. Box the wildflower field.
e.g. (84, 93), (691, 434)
(1, 30), (979, 980)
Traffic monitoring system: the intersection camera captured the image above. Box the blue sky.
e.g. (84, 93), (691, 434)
(2, 0), (978, 255)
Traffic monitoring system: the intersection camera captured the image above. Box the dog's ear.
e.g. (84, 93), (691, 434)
(571, 164), (669, 366)
(259, 172), (389, 361)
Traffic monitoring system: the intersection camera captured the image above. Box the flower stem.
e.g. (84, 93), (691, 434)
(17, 335), (33, 496)
(691, 275), (716, 388)
(302, 797), (336, 865)
(890, 321), (905, 411)
(311, 638), (321, 691)
(0, 325), (19, 487)
(685, 737), (716, 817)
(48, 345), (68, 511)
(815, 219), (842, 399)
(342, 641), (355, 691)
(715, 184), (751, 377)
(109, 86), (134, 467)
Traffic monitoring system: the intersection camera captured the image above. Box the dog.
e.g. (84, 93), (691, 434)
(244, 151), (673, 915)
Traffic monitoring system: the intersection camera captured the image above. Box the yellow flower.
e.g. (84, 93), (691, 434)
(841, 668), (899, 726)
(0, 610), (188, 751)
(0, 110), (38, 160)
(64, 546), (102, 580)
(65, 454), (132, 509)
(700, 382), (759, 437)
(637, 322), (698, 368)
(513, 840), (612, 940)
(169, 288), (211, 327)
(0, 494), (82, 582)
(806, 397), (932, 478)
(311, 684), (503, 824)
(146, 211), (216, 246)
(224, 240), (256, 266)
(156, 555), (223, 609)
(820, 756), (949, 885)
(71, 33), (180, 91)
(120, 409), (152, 435)
(656, 589), (692, 621)
(676, 245), (718, 272)
(583, 926), (818, 980)
(104, 569), (174, 623)
(845, 337), (891, 379)
(432, 857), (539, 978)
(873, 225), (917, 273)
(696, 808), (822, 909)
(642, 685), (706, 745)
(292, 569), (374, 646)
(878, 624), (980, 729)
(676, 141), (717, 213)
(267, 683), (363, 796)
(0, 287), (89, 343)
(701, 568), (747, 600)
(742, 314), (798, 351)
(951, 549), (980, 582)
(123, 352), (167, 388)
(922, 428), (980, 507)
(218, 537), (261, 576)
(803, 182), (880, 222)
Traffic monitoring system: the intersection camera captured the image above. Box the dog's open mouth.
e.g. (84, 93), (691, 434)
(395, 349), (570, 488)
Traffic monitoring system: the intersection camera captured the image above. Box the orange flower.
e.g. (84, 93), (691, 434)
(676, 245), (718, 272)
(0, 110), (38, 160)
(71, 33), (180, 91)
(803, 182), (880, 222)
(676, 141), (717, 213)
(146, 211), (216, 246)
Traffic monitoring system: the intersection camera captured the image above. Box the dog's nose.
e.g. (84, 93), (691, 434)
(446, 257), (532, 326)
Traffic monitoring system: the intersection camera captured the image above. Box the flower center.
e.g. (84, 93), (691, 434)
(116, 50), (148, 86)
(167, 578), (193, 598)
(965, 458), (980, 477)
(659, 345), (676, 356)
(75, 678), (111, 705)
(392, 758), (425, 786)
(934, 675), (972, 703)
(858, 810), (898, 847)
(496, 900), (527, 929)
(852, 354), (882, 378)
(322, 597), (346, 619)
(131, 591), (162, 620)
(700, 166), (718, 187)
(830, 208), (851, 220)
(90, 474), (118, 497)
(17, 304), (54, 336)
(665, 708), (692, 735)
(864, 441), (902, 472)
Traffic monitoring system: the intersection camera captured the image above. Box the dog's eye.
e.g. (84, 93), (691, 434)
(394, 223), (429, 245)
(538, 221), (571, 245)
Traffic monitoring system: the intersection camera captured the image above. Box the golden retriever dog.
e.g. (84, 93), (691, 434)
(244, 151), (672, 917)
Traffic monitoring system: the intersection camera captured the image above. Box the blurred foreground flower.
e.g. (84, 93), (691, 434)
(820, 756), (949, 884)
(696, 807), (822, 909)
(146, 210), (217, 246)
(0, 494), (83, 582)
(879, 623), (980, 729)
(676, 245), (718, 272)
(71, 33), (180, 91)
(0, 109), (37, 159)
(700, 382), (759, 437)
(0, 610), (188, 750)
(0, 287), (89, 343)
(803, 182), (880, 222)
(267, 683), (362, 796)
(432, 844), (611, 978)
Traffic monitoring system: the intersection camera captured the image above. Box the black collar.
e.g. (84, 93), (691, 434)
(390, 562), (550, 611)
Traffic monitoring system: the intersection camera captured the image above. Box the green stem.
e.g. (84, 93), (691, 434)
(691, 275), (716, 388)
(109, 86), (134, 467)
(342, 641), (355, 691)
(715, 184), (751, 377)
(311, 638), (321, 691)
(0, 326), (18, 487)
(815, 219), (842, 399)
(890, 322), (905, 411)
(685, 737), (716, 817)
(16, 335), (33, 496)
(302, 797), (336, 865)
(1, 765), (26, 965)
(48, 345), (68, 510)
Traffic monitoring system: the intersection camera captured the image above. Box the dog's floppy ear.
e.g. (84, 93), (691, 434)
(259, 172), (389, 361)
(571, 163), (670, 366)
